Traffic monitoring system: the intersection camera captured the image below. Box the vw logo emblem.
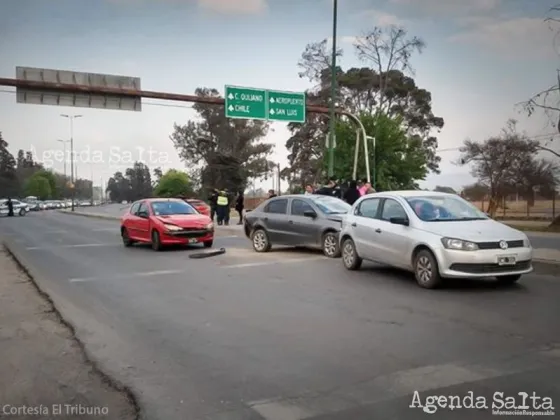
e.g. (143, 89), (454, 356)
(499, 240), (508, 249)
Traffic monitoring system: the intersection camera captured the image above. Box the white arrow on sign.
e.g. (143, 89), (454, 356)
(228, 105), (234, 111)
(270, 98), (275, 103)
(228, 93), (234, 100)
(269, 109), (275, 115)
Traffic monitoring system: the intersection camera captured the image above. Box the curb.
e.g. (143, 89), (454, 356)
(532, 259), (560, 277)
(57, 210), (243, 236)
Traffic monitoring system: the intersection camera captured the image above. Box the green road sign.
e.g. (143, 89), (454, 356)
(225, 86), (267, 120)
(267, 90), (306, 123)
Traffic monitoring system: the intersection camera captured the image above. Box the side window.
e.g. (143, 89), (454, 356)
(130, 202), (140, 215)
(356, 198), (380, 219)
(137, 202), (149, 215)
(265, 199), (288, 214)
(291, 199), (313, 216)
(380, 199), (407, 221)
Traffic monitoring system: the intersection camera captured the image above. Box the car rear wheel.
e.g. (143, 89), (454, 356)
(322, 232), (340, 258)
(151, 230), (162, 251)
(496, 274), (521, 285)
(252, 228), (271, 252)
(19, 208), (26, 216)
(342, 238), (362, 270)
(414, 250), (442, 289)
(121, 228), (133, 247)
(203, 240), (213, 248)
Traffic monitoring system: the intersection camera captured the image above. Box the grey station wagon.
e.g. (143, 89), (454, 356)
(244, 194), (351, 257)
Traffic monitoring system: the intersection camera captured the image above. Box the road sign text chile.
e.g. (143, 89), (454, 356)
(225, 85), (305, 123)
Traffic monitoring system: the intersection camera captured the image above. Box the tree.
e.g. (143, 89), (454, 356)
(34, 169), (58, 198)
(458, 120), (558, 216)
(461, 183), (489, 201)
(24, 173), (51, 199)
(170, 88), (274, 193)
(434, 186), (456, 194)
(0, 132), (18, 197)
(154, 169), (193, 197)
(106, 171), (130, 203)
(125, 162), (152, 201)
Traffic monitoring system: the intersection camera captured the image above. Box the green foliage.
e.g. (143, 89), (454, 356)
(24, 173), (51, 199)
(34, 169), (57, 198)
(329, 113), (429, 190)
(154, 169), (193, 198)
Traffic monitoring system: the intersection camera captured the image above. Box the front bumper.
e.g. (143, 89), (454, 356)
(434, 247), (533, 278)
(160, 229), (213, 245)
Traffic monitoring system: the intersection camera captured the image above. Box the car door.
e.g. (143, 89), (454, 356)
(376, 198), (413, 268)
(128, 202), (150, 241)
(261, 198), (290, 243)
(350, 197), (384, 261)
(287, 198), (323, 246)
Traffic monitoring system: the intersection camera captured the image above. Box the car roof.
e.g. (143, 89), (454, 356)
(141, 198), (185, 203)
(367, 190), (454, 198)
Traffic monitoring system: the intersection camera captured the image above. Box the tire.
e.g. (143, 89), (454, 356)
(341, 238), (362, 270)
(19, 208), (26, 216)
(496, 274), (521, 285)
(322, 232), (341, 258)
(203, 240), (213, 248)
(252, 228), (271, 252)
(151, 230), (162, 251)
(121, 228), (133, 247)
(413, 249), (442, 289)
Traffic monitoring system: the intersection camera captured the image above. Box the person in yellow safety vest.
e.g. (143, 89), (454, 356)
(216, 191), (230, 226)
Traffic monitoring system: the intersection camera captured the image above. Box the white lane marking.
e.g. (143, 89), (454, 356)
(249, 347), (560, 420)
(26, 243), (118, 250)
(44, 230), (68, 234)
(69, 269), (183, 283)
(221, 256), (325, 269)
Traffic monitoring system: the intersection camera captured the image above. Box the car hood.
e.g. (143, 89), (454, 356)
(155, 214), (211, 228)
(420, 219), (525, 242)
(423, 219), (526, 242)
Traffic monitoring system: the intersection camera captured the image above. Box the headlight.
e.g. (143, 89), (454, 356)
(164, 224), (182, 231)
(206, 223), (214, 230)
(523, 237), (531, 248)
(441, 237), (478, 251)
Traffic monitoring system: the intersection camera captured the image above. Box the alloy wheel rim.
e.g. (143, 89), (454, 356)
(342, 242), (354, 266)
(417, 256), (432, 282)
(254, 232), (266, 251)
(324, 235), (337, 256)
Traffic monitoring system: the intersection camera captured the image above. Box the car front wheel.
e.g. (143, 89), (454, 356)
(322, 232), (340, 258)
(19, 208), (26, 216)
(121, 227), (133, 247)
(151, 230), (162, 251)
(414, 250), (442, 289)
(341, 238), (362, 270)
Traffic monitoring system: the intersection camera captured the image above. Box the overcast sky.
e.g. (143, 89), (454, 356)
(0, 0), (558, 191)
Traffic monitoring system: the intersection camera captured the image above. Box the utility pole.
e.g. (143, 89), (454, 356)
(57, 139), (70, 178)
(61, 114), (82, 211)
(327, 0), (338, 178)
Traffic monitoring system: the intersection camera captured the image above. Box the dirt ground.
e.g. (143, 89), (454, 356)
(0, 248), (138, 420)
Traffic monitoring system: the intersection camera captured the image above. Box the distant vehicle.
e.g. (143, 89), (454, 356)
(184, 199), (211, 217)
(244, 194), (351, 258)
(339, 190), (533, 289)
(27, 200), (44, 211)
(120, 198), (214, 251)
(79, 200), (91, 207)
(43, 200), (55, 209)
(0, 199), (29, 216)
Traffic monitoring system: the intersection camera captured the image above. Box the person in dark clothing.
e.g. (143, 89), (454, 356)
(208, 189), (218, 221)
(268, 189), (277, 198)
(315, 178), (341, 198)
(7, 197), (14, 217)
(343, 180), (361, 205)
(216, 190), (229, 225)
(235, 191), (244, 224)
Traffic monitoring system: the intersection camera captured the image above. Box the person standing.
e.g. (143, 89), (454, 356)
(343, 180), (360, 205)
(7, 197), (14, 217)
(268, 189), (277, 198)
(216, 191), (229, 225)
(208, 189), (218, 222)
(304, 184), (314, 195)
(235, 191), (244, 225)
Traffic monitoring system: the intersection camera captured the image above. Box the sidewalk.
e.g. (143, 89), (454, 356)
(0, 247), (137, 419)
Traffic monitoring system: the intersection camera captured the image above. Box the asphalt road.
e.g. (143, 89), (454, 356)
(1, 211), (559, 420)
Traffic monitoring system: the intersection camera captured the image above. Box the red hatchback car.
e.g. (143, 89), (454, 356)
(121, 198), (214, 251)
(184, 199), (211, 217)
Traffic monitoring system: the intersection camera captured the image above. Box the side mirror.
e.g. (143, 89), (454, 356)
(303, 210), (317, 218)
(390, 216), (409, 226)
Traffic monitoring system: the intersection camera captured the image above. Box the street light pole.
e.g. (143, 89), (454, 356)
(366, 135), (376, 189)
(60, 114), (82, 212)
(327, 0), (338, 178)
(57, 139), (70, 178)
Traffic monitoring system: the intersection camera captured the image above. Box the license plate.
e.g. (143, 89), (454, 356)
(497, 255), (516, 266)
(189, 238), (198, 244)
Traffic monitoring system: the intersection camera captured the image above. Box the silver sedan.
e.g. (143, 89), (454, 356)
(244, 194), (351, 257)
(339, 190), (533, 288)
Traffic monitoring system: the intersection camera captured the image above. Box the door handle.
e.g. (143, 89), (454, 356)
(375, 228), (382, 233)
(288, 220), (293, 224)
(264, 217), (268, 221)
(351, 222), (357, 227)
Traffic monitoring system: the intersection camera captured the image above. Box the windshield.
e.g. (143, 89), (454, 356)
(405, 195), (488, 222)
(311, 196), (351, 214)
(151, 201), (197, 216)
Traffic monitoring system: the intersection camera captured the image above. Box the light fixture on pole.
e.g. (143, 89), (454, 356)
(60, 114), (82, 211)
(57, 139), (70, 178)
